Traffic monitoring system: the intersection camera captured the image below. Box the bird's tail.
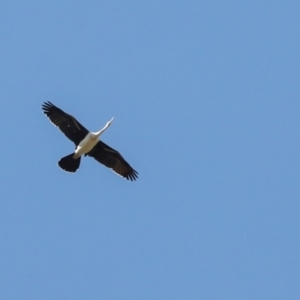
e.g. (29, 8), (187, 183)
(58, 154), (81, 173)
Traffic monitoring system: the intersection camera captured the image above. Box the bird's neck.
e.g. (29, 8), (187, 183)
(93, 118), (113, 137)
(94, 129), (105, 137)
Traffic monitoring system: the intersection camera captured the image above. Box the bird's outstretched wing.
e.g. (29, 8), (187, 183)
(87, 141), (138, 181)
(42, 101), (89, 146)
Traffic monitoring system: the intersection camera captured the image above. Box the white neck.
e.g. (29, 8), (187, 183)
(94, 117), (114, 137)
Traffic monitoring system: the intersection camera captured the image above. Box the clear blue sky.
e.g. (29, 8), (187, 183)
(0, 2), (299, 299)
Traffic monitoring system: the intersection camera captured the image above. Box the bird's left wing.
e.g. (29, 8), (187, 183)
(87, 141), (138, 181)
(42, 101), (89, 146)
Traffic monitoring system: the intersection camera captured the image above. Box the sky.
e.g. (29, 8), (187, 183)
(0, 1), (299, 299)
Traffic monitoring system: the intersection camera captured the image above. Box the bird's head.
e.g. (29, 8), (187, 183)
(106, 117), (114, 127)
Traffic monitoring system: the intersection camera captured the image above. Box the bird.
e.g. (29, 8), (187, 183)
(42, 101), (138, 181)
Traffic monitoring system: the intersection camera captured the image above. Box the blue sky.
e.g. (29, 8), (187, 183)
(0, 1), (299, 299)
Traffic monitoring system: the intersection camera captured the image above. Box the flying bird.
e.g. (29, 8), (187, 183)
(42, 101), (138, 181)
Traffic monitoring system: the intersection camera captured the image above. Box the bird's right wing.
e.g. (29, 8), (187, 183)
(42, 101), (89, 146)
(87, 141), (138, 181)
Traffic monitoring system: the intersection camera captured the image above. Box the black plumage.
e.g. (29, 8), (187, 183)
(42, 101), (88, 146)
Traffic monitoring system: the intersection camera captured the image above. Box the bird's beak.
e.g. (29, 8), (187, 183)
(108, 117), (114, 126)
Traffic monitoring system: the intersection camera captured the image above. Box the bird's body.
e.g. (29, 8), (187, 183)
(73, 118), (113, 158)
(74, 132), (99, 159)
(42, 101), (138, 181)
